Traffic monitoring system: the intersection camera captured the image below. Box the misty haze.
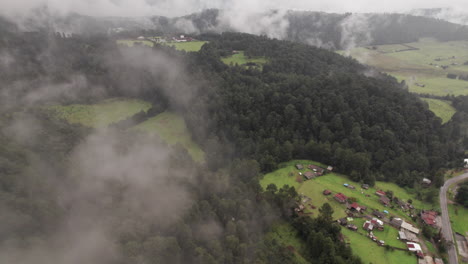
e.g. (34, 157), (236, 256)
(0, 1), (468, 264)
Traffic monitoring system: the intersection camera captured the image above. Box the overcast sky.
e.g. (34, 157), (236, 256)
(1, 0), (468, 17)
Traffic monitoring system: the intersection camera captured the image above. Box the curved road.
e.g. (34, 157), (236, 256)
(440, 171), (468, 264)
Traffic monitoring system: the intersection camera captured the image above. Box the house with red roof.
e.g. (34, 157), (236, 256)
(348, 202), (365, 213)
(363, 220), (374, 231)
(379, 196), (390, 206)
(421, 210), (438, 227)
(334, 193), (348, 203)
(375, 190), (386, 197)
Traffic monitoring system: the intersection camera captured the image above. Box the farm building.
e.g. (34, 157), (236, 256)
(137, 36), (145, 40)
(464, 158), (468, 168)
(308, 164), (324, 174)
(323, 190), (332, 195)
(361, 184), (369, 190)
(421, 210), (438, 227)
(379, 196), (390, 206)
(296, 164), (304, 170)
(390, 218), (403, 228)
(327, 166), (333, 171)
(347, 185), (356, 189)
(363, 221), (374, 231)
(395, 198), (409, 210)
(401, 221), (420, 234)
(371, 218), (384, 230)
(422, 178), (432, 186)
(348, 202), (365, 213)
(347, 224), (358, 231)
(303, 171), (315, 180)
(375, 190), (386, 197)
(338, 218), (348, 226)
(407, 242), (422, 252)
(399, 230), (419, 243)
(373, 211), (385, 219)
(334, 193), (348, 203)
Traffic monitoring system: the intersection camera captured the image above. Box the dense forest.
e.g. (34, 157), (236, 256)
(0, 18), (465, 263)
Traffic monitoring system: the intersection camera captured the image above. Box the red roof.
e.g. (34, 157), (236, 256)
(376, 190), (386, 196)
(408, 244), (415, 249)
(334, 193), (348, 202)
(421, 211), (437, 225)
(350, 202), (360, 209)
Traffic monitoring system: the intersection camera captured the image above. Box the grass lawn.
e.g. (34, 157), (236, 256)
(261, 160), (435, 222)
(221, 51), (268, 69)
(265, 222), (310, 264)
(420, 98), (456, 123)
(342, 39), (468, 96)
(117, 39), (154, 47)
(130, 112), (205, 163)
(163, 41), (208, 52)
(448, 203), (468, 236)
(342, 227), (417, 264)
(46, 98), (152, 128)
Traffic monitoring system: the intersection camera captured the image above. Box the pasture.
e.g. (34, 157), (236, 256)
(420, 98), (456, 123)
(260, 160), (435, 222)
(221, 51), (268, 69)
(164, 41), (208, 52)
(343, 39), (468, 96)
(448, 203), (468, 236)
(130, 112), (205, 163)
(46, 98), (152, 128)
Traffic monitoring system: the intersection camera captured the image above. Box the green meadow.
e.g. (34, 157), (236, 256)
(164, 41), (208, 52)
(46, 98), (152, 128)
(420, 98), (456, 123)
(343, 39), (468, 96)
(221, 51), (268, 68)
(130, 112), (205, 163)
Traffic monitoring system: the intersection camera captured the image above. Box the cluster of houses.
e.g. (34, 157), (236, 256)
(296, 163), (332, 180)
(134, 35), (196, 43)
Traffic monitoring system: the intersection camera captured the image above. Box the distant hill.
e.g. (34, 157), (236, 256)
(408, 8), (468, 26)
(13, 9), (468, 50)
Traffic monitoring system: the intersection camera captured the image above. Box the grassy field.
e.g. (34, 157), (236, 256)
(448, 203), (468, 236)
(342, 227), (417, 264)
(420, 98), (456, 123)
(221, 51), (268, 69)
(164, 41), (207, 52)
(46, 98), (152, 128)
(130, 112), (205, 163)
(342, 39), (468, 96)
(117, 39), (154, 47)
(265, 222), (310, 264)
(260, 160), (435, 222)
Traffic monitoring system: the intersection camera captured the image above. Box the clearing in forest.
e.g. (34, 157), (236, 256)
(46, 98), (152, 128)
(130, 112), (205, 163)
(221, 51), (268, 69)
(420, 98), (456, 124)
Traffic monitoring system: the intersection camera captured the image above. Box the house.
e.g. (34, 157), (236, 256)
(323, 190), (332, 196)
(303, 171), (315, 180)
(338, 218), (348, 226)
(395, 198), (409, 210)
(407, 242), (422, 252)
(361, 184), (369, 190)
(308, 165), (324, 175)
(401, 221), (420, 234)
(373, 211), (386, 219)
(390, 218), (403, 228)
(375, 190), (386, 197)
(334, 193), (348, 203)
(347, 224), (358, 231)
(421, 210), (438, 227)
(399, 230), (419, 242)
(422, 178), (432, 186)
(371, 218), (384, 230)
(327, 166), (333, 171)
(464, 158), (468, 168)
(380, 196), (390, 206)
(363, 221), (374, 231)
(377, 240), (385, 246)
(296, 164), (304, 170)
(137, 36), (145, 40)
(348, 202), (364, 213)
(347, 185), (356, 189)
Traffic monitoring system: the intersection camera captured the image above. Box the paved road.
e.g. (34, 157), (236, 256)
(440, 171), (468, 264)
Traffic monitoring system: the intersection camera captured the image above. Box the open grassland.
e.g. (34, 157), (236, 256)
(46, 98), (151, 128)
(265, 222), (310, 264)
(221, 51), (268, 68)
(342, 227), (417, 264)
(130, 112), (205, 163)
(342, 39), (468, 96)
(117, 39), (154, 47)
(420, 98), (456, 123)
(448, 203), (468, 236)
(261, 160), (435, 222)
(164, 41), (208, 52)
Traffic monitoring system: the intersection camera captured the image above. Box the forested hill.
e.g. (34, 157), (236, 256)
(186, 33), (463, 186)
